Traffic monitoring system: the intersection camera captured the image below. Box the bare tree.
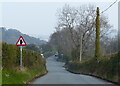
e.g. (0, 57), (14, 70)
(50, 4), (112, 62)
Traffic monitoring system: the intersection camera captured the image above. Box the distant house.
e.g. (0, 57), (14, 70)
(41, 54), (44, 58)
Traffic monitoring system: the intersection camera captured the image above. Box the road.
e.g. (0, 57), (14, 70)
(32, 56), (112, 84)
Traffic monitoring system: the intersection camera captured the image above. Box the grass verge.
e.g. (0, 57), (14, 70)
(2, 69), (47, 84)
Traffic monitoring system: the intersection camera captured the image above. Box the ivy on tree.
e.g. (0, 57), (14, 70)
(95, 7), (100, 59)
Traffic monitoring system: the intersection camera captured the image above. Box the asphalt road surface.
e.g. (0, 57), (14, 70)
(32, 56), (112, 85)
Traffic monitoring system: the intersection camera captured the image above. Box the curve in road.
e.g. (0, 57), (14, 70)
(32, 56), (112, 85)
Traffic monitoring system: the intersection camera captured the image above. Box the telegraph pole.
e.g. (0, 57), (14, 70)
(95, 7), (100, 59)
(79, 34), (82, 62)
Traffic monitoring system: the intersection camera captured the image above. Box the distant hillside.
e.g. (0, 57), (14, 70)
(1, 27), (46, 45)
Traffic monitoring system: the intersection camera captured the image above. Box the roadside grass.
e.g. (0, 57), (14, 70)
(2, 69), (46, 84)
(0, 70), (2, 85)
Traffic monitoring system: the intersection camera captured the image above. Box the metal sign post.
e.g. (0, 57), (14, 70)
(16, 36), (27, 71)
(20, 46), (22, 71)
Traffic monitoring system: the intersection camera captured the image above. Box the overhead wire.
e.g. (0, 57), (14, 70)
(101, 0), (118, 14)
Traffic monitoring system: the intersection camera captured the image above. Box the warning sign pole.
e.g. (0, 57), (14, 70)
(16, 36), (27, 71)
(20, 46), (22, 71)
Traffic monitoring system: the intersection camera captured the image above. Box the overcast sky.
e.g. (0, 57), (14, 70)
(0, 1), (118, 41)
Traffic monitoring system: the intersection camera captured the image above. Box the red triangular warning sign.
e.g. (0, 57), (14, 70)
(16, 36), (27, 46)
